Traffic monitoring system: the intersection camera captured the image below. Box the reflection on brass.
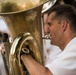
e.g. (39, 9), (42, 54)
(0, 0), (48, 13)
(0, 0), (49, 75)
(1, 2), (20, 13)
(9, 33), (43, 75)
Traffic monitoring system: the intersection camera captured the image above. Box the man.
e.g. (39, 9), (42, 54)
(42, 12), (61, 65)
(21, 4), (76, 75)
(0, 33), (10, 54)
(42, 0), (63, 65)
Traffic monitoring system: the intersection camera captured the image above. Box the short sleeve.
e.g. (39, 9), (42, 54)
(45, 51), (76, 75)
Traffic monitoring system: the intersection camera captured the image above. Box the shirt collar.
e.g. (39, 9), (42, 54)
(63, 37), (76, 51)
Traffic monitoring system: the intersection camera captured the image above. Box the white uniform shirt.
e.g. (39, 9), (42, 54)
(43, 39), (62, 65)
(45, 37), (76, 75)
(0, 50), (7, 75)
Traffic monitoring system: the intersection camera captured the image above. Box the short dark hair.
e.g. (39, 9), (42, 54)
(48, 4), (76, 33)
(64, 0), (75, 5)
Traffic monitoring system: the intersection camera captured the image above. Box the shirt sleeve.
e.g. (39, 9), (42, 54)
(45, 51), (76, 75)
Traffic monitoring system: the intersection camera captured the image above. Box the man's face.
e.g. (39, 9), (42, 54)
(47, 12), (63, 46)
(43, 13), (49, 35)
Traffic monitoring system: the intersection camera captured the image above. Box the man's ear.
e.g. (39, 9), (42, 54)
(61, 20), (68, 32)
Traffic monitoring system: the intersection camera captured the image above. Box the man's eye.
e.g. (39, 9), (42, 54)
(48, 23), (52, 26)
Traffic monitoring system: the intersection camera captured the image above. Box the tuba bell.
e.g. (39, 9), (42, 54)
(0, 0), (49, 75)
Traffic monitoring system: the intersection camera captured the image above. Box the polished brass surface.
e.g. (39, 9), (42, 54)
(0, 0), (48, 14)
(9, 33), (43, 75)
(0, 0), (48, 75)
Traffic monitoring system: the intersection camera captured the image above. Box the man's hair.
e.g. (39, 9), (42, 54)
(48, 4), (76, 33)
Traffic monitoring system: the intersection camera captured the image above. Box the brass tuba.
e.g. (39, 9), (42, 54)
(0, 0), (48, 75)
